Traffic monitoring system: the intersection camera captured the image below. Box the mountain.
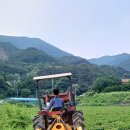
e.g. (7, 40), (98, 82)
(0, 35), (72, 58)
(0, 35), (91, 65)
(88, 53), (130, 71)
(0, 42), (59, 65)
(1, 42), (130, 98)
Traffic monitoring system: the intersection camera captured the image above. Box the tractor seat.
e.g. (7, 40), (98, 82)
(48, 111), (62, 117)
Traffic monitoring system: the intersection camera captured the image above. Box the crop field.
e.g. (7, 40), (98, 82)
(0, 104), (130, 130)
(79, 106), (130, 130)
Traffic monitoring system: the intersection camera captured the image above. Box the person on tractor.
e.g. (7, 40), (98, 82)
(44, 88), (64, 111)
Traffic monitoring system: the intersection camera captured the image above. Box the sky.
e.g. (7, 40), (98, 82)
(0, 0), (130, 59)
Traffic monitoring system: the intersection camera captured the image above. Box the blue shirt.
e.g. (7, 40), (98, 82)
(45, 96), (64, 111)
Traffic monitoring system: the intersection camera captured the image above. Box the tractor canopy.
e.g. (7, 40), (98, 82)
(33, 72), (74, 110)
(33, 72), (72, 81)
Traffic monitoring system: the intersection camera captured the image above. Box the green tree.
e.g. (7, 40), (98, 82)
(6, 73), (22, 97)
(0, 74), (8, 98)
(92, 76), (121, 93)
(21, 89), (31, 97)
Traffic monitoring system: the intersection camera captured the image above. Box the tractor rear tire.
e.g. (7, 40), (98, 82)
(33, 115), (45, 130)
(72, 111), (85, 130)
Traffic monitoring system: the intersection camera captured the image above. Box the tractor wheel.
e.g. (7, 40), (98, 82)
(33, 115), (45, 130)
(72, 111), (85, 130)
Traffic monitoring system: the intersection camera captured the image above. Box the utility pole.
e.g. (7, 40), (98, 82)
(72, 84), (79, 99)
(16, 89), (19, 98)
(51, 72), (54, 90)
(52, 78), (54, 90)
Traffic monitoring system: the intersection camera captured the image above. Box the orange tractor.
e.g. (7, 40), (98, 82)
(33, 73), (85, 130)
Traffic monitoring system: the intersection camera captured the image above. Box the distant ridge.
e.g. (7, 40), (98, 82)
(0, 35), (72, 58)
(88, 53), (130, 71)
(59, 56), (89, 65)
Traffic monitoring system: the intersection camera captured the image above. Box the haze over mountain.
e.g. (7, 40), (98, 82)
(0, 42), (58, 65)
(88, 53), (130, 71)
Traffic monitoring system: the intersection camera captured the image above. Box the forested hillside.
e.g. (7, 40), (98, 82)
(0, 42), (130, 99)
